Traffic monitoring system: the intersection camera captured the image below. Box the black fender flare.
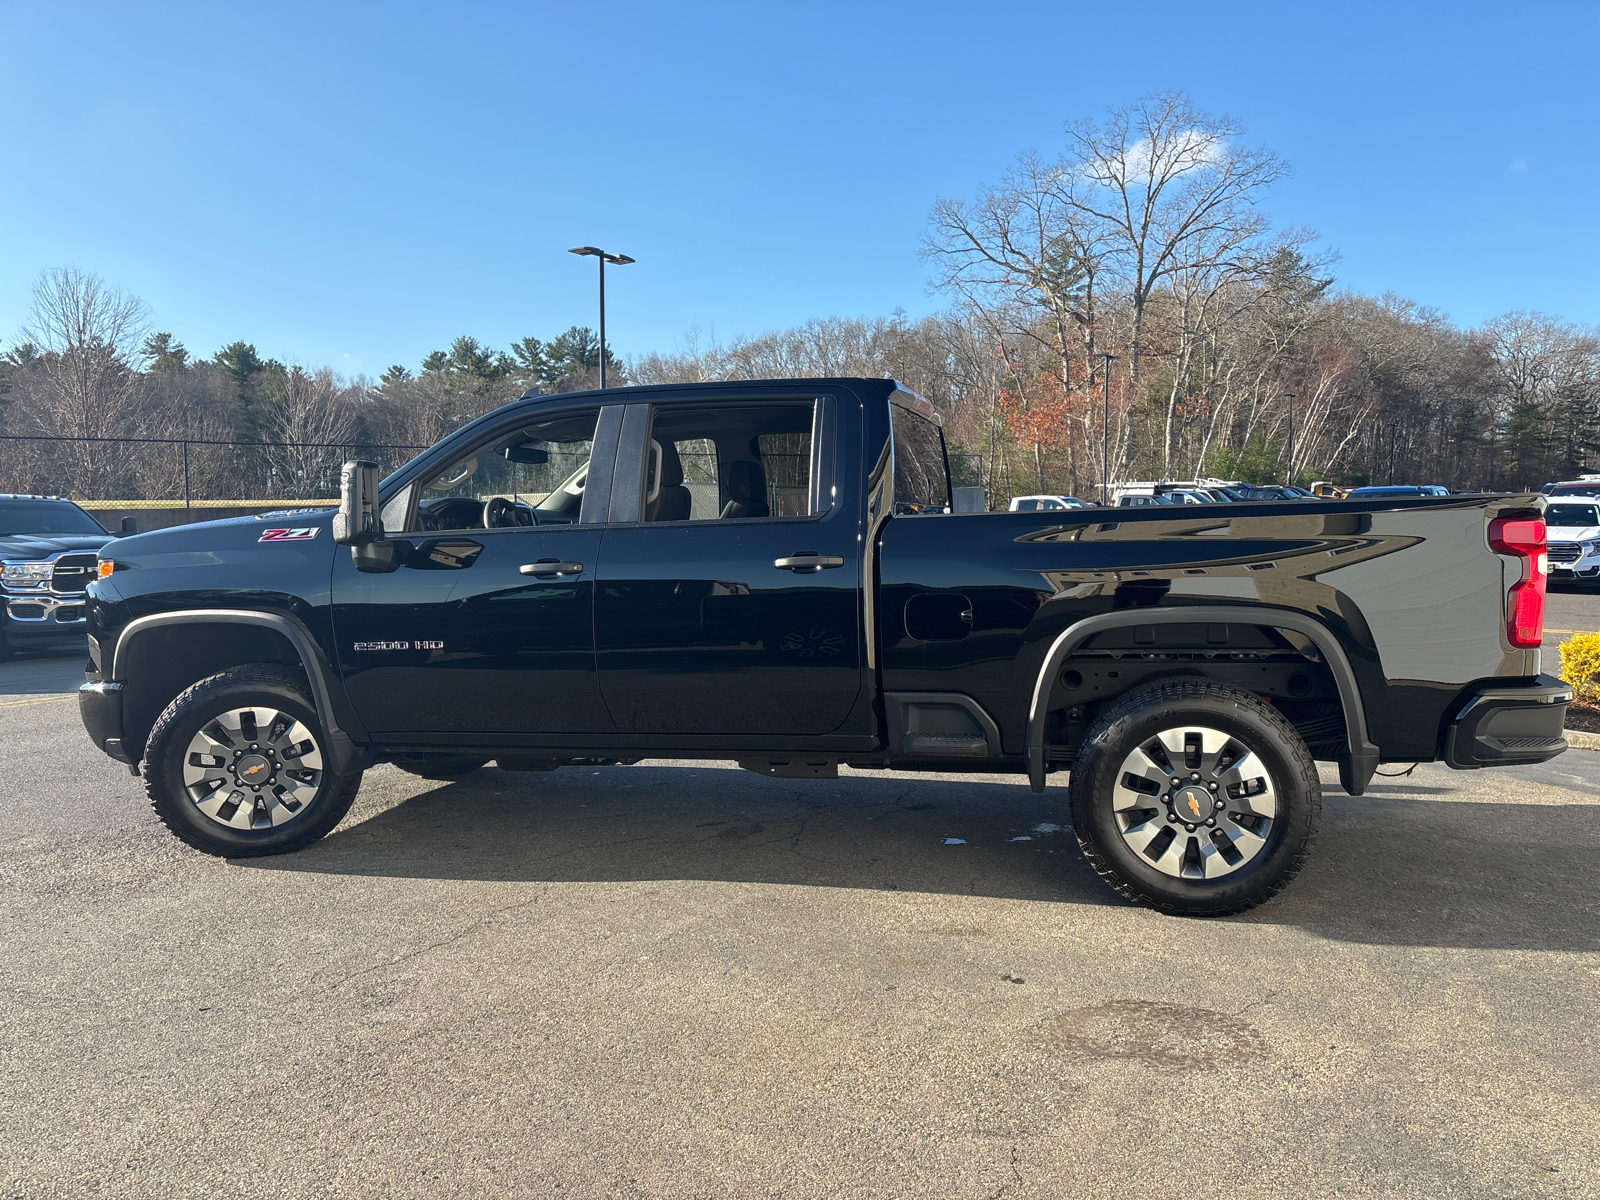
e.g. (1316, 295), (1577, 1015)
(110, 609), (370, 776)
(1024, 604), (1380, 796)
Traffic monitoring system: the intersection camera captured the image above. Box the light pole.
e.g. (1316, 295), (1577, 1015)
(1283, 391), (1297, 486)
(567, 246), (635, 389)
(1099, 353), (1119, 505)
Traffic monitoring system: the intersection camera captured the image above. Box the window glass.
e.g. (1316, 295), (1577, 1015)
(642, 403), (815, 523)
(0, 501), (107, 536)
(410, 409), (599, 531)
(1547, 503), (1600, 527)
(890, 401), (949, 513)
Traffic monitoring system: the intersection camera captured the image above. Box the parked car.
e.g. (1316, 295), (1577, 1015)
(1115, 493), (1175, 506)
(1543, 476), (1600, 498)
(1543, 499), (1600, 584)
(1, 495), (131, 659)
(1310, 481), (1349, 498)
(1345, 485), (1450, 498)
(78, 378), (1569, 916)
(1010, 495), (1093, 512)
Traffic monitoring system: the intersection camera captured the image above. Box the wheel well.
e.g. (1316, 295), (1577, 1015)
(119, 624), (305, 758)
(1042, 622), (1347, 764)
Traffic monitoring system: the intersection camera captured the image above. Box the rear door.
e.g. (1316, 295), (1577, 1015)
(592, 393), (865, 736)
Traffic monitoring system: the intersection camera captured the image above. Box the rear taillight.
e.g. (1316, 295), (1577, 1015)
(1489, 515), (1547, 648)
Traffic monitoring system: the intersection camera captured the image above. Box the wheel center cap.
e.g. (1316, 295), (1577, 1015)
(235, 754), (271, 785)
(1173, 785), (1209, 820)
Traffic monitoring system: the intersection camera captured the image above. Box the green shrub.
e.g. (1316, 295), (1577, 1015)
(1558, 632), (1600, 703)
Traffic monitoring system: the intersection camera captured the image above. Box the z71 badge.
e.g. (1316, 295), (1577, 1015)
(259, 527), (320, 542)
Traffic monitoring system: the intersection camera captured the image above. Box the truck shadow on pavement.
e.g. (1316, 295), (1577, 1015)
(246, 763), (1600, 954)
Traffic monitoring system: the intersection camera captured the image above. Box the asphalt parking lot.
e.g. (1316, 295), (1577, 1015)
(2, 648), (1598, 1200)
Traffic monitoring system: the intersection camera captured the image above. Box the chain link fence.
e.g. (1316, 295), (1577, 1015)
(0, 435), (427, 507)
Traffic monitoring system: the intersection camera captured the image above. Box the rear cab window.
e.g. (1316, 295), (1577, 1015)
(889, 391), (949, 514)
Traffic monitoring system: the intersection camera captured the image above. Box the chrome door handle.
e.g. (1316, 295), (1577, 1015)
(520, 560), (584, 576)
(773, 553), (845, 571)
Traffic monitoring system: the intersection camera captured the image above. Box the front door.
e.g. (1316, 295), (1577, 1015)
(331, 404), (617, 738)
(593, 396), (865, 736)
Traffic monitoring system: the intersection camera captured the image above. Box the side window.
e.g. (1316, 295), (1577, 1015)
(890, 400), (950, 513)
(641, 403), (816, 523)
(408, 408), (600, 532)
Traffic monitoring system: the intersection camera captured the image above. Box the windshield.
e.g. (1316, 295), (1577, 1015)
(0, 501), (108, 537)
(1546, 503), (1600, 528)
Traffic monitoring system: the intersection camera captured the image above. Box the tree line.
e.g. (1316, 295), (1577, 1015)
(3, 90), (1598, 505)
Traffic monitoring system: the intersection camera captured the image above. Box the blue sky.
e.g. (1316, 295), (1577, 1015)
(2, 0), (1596, 377)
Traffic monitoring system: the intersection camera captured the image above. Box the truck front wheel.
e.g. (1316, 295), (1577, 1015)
(1068, 679), (1320, 916)
(143, 664), (362, 857)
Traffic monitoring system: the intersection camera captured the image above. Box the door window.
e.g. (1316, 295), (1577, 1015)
(407, 409), (600, 532)
(640, 403), (816, 523)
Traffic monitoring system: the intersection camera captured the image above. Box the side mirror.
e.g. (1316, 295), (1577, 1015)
(118, 517), (138, 536)
(334, 459), (404, 573)
(333, 460), (381, 545)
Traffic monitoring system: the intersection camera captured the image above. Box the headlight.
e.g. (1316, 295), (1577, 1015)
(1585, 541), (1600, 554)
(1, 561), (53, 589)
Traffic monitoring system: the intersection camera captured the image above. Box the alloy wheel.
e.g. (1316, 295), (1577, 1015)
(181, 706), (324, 830)
(1109, 725), (1278, 880)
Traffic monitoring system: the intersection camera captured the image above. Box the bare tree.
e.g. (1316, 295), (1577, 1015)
(6, 267), (149, 496)
(262, 367), (362, 497)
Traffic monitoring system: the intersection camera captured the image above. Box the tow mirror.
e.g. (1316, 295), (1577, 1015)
(333, 460), (381, 545)
(334, 459), (402, 572)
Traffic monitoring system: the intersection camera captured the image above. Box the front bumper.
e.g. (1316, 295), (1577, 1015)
(4, 591), (91, 644)
(78, 681), (131, 762)
(1444, 674), (1571, 768)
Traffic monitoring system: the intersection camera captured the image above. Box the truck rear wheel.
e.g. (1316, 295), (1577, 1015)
(143, 664), (362, 857)
(1068, 679), (1320, 916)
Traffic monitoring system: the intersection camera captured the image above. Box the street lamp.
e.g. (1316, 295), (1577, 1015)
(1099, 353), (1119, 505)
(567, 246), (635, 389)
(1283, 391), (1297, 486)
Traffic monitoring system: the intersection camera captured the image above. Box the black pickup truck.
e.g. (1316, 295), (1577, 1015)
(78, 379), (1570, 914)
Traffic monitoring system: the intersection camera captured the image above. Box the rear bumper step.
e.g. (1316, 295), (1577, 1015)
(1444, 674), (1571, 769)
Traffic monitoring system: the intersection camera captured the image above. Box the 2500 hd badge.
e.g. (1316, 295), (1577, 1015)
(353, 640), (445, 651)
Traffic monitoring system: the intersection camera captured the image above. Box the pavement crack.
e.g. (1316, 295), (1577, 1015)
(1230, 989), (1278, 1018)
(325, 892), (545, 991)
(979, 1145), (1024, 1200)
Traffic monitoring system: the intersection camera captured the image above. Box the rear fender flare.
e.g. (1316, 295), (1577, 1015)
(1025, 605), (1379, 795)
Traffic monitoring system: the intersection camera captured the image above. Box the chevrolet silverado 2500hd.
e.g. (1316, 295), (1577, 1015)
(77, 379), (1570, 914)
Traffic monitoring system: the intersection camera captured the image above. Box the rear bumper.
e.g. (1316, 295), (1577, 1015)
(78, 681), (132, 762)
(1444, 674), (1571, 769)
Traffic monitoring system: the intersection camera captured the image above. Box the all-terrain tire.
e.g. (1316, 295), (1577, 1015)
(1068, 678), (1320, 916)
(144, 663), (362, 857)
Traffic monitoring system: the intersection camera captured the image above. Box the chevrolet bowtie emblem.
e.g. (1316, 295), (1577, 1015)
(243, 764), (266, 777)
(1187, 795), (1201, 816)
